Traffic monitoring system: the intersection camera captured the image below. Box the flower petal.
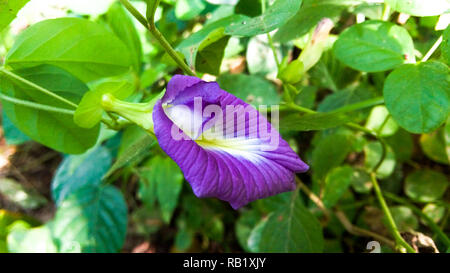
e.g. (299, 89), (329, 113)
(162, 74), (202, 103)
(153, 75), (309, 209)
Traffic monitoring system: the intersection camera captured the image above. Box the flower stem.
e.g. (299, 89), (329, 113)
(119, 0), (196, 76)
(0, 67), (78, 109)
(370, 173), (416, 253)
(384, 192), (450, 248)
(0, 93), (75, 115)
(421, 35), (443, 62)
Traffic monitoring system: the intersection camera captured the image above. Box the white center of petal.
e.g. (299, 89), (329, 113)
(164, 104), (203, 139)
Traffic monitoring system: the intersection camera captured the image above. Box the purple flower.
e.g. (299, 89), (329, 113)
(152, 75), (309, 209)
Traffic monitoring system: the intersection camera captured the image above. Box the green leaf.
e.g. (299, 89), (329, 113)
(0, 66), (100, 154)
(217, 74), (280, 106)
(404, 169), (448, 203)
(385, 129), (413, 163)
(106, 2), (143, 72)
(443, 26), (450, 65)
(174, 225), (194, 251)
(178, 15), (247, 69)
(104, 130), (155, 178)
(250, 192), (324, 252)
(422, 204), (446, 224)
(195, 28), (230, 75)
(279, 59), (304, 84)
(175, 0), (206, 20)
(385, 206), (418, 232)
(334, 20), (415, 72)
(235, 209), (261, 252)
(74, 73), (135, 128)
(1, 110), (30, 145)
(318, 86), (376, 114)
(350, 168), (372, 194)
(235, 0), (262, 17)
(383, 61), (450, 133)
(309, 51), (361, 92)
(312, 132), (353, 181)
(7, 224), (57, 253)
(323, 166), (354, 208)
(0, 178), (47, 210)
(281, 112), (351, 132)
(446, 118), (450, 162)
(0, 0), (29, 31)
(51, 185), (128, 253)
(140, 156), (184, 223)
(51, 146), (112, 206)
(6, 18), (132, 82)
(385, 0), (450, 17)
(226, 0), (302, 37)
(274, 0), (364, 43)
(364, 141), (396, 179)
(365, 105), (399, 137)
(420, 127), (449, 165)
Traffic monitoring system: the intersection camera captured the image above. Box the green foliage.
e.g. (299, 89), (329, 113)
(312, 131), (353, 181)
(383, 61), (449, 133)
(404, 170), (449, 203)
(1, 110), (29, 145)
(248, 192), (324, 253)
(281, 112), (351, 132)
(1, 0), (449, 254)
(138, 155), (184, 223)
(0, 0), (29, 31)
(217, 73), (280, 106)
(274, 0), (363, 43)
(51, 185), (128, 253)
(323, 166), (354, 208)
(51, 146), (112, 205)
(334, 20), (415, 72)
(0, 66), (100, 154)
(74, 73), (135, 128)
(106, 2), (143, 72)
(6, 18), (132, 82)
(226, 0), (302, 37)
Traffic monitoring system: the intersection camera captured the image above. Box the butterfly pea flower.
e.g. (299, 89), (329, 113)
(151, 75), (309, 209)
(101, 75), (309, 208)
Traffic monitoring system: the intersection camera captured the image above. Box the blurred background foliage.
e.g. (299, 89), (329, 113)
(0, 0), (449, 253)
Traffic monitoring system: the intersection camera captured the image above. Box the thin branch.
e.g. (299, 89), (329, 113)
(119, 0), (196, 76)
(370, 173), (416, 253)
(422, 35), (443, 62)
(296, 178), (395, 250)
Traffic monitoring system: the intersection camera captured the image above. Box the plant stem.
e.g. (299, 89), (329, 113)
(119, 0), (148, 27)
(119, 0), (196, 76)
(0, 67), (78, 109)
(421, 35), (443, 62)
(260, 0), (281, 69)
(384, 192), (450, 248)
(0, 93), (76, 115)
(370, 173), (416, 253)
(286, 100), (382, 137)
(296, 178), (396, 249)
